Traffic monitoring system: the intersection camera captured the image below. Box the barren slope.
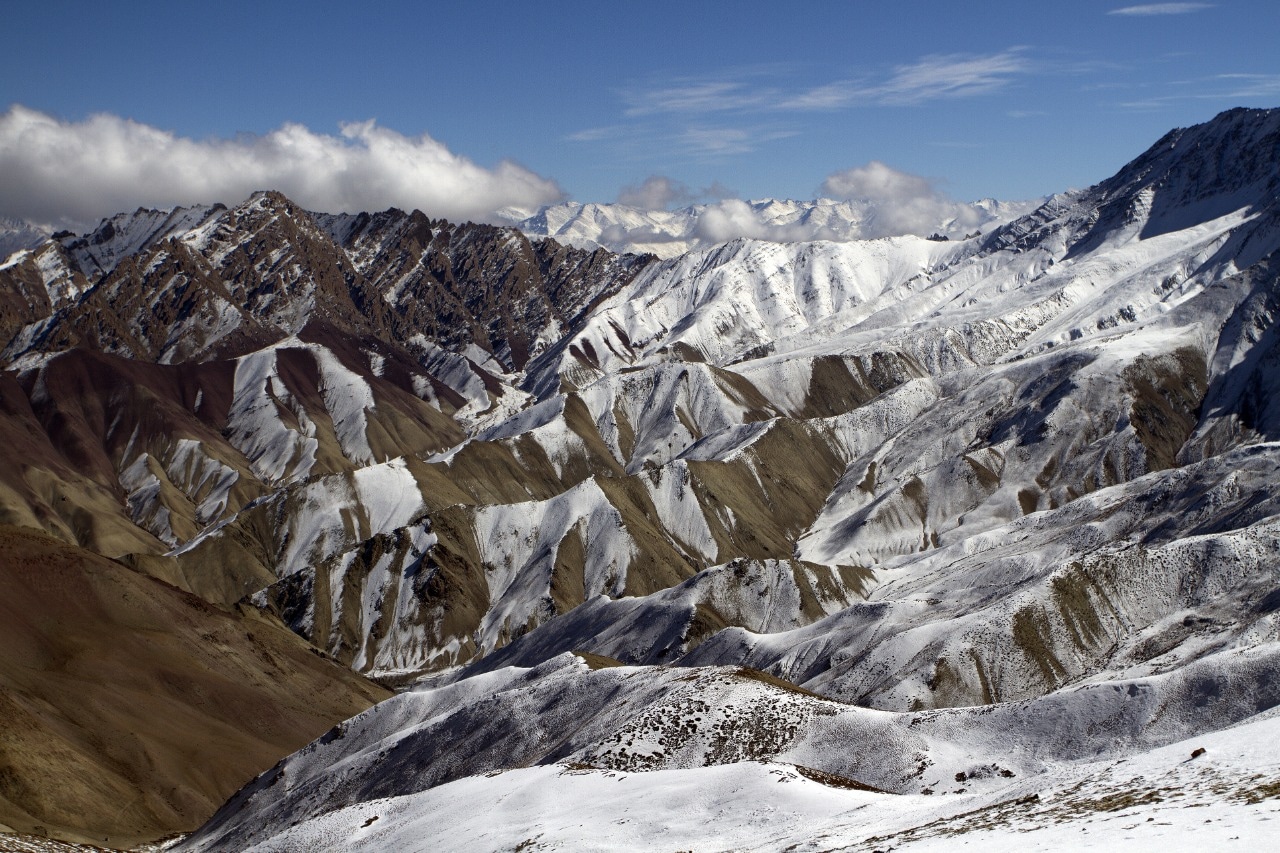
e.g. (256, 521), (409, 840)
(0, 526), (389, 847)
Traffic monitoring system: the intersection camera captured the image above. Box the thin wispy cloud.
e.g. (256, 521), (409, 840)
(1213, 73), (1280, 98)
(875, 50), (1032, 104)
(623, 81), (777, 117)
(1114, 71), (1280, 109)
(677, 126), (798, 157)
(0, 106), (564, 228)
(1108, 3), (1213, 15)
(583, 50), (1035, 169)
(565, 126), (624, 142)
(678, 127), (753, 156)
(621, 50), (1033, 118)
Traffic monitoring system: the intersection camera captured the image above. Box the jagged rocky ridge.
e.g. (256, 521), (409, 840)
(2, 107), (1280, 848)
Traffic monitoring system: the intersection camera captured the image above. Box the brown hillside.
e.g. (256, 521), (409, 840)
(0, 526), (390, 848)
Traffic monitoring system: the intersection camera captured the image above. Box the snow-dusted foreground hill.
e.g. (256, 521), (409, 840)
(178, 651), (1280, 852)
(194, 719), (1280, 852)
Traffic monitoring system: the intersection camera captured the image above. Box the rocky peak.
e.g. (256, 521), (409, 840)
(62, 202), (226, 278)
(981, 107), (1280, 260)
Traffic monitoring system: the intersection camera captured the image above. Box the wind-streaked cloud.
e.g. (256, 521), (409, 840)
(1107, 3), (1213, 15)
(565, 126), (624, 142)
(1114, 71), (1280, 109)
(625, 50), (1032, 117)
(675, 126), (799, 157)
(873, 50), (1032, 104)
(0, 105), (564, 228)
(574, 50), (1035, 171)
(623, 81), (776, 117)
(1213, 73), (1280, 98)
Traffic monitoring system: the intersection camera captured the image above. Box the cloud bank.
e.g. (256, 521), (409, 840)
(0, 106), (564, 228)
(545, 162), (1026, 259)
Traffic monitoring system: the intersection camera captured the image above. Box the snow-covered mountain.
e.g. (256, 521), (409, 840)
(3, 106), (1280, 848)
(499, 195), (1038, 258)
(0, 215), (51, 260)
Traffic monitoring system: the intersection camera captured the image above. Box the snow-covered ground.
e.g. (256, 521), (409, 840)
(186, 665), (1280, 853)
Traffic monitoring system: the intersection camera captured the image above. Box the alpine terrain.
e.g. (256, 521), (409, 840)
(497, 195), (1037, 258)
(1, 106), (1279, 850)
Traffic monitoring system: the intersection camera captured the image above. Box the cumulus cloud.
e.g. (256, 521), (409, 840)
(616, 176), (739, 211)
(820, 161), (990, 238)
(617, 175), (694, 210)
(0, 105), (564, 228)
(820, 161), (935, 204)
(586, 162), (1004, 254)
(692, 199), (842, 244)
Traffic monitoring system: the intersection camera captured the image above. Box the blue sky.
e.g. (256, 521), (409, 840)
(1, 0), (1277, 227)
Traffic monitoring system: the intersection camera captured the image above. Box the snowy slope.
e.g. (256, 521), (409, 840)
(158, 109), (1280, 683)
(178, 646), (1280, 852)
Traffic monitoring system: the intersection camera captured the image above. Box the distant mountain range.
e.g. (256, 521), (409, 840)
(2, 107), (1280, 850)
(497, 195), (1039, 257)
(0, 215), (49, 260)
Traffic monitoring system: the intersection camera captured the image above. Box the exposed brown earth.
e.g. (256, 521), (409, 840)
(0, 526), (389, 847)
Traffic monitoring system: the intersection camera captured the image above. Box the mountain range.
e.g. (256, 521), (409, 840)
(497, 195), (1038, 258)
(1, 106), (1279, 850)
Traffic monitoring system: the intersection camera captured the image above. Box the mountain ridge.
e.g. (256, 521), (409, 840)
(2, 106), (1280, 847)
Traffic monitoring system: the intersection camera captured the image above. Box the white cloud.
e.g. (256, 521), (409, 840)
(598, 163), (1003, 250)
(566, 126), (623, 142)
(1108, 3), (1213, 15)
(676, 126), (799, 157)
(616, 50), (1033, 120)
(784, 51), (1031, 110)
(691, 198), (842, 244)
(0, 105), (564, 228)
(819, 161), (989, 237)
(617, 176), (694, 209)
(678, 126), (756, 155)
(876, 51), (1031, 103)
(820, 161), (935, 203)
(623, 81), (774, 117)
